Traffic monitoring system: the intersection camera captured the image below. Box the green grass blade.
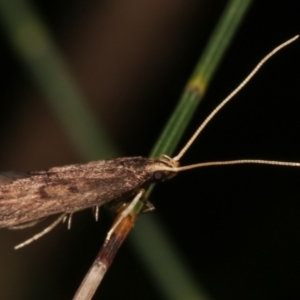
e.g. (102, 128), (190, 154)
(151, 0), (252, 158)
(131, 1), (253, 300)
(0, 0), (117, 160)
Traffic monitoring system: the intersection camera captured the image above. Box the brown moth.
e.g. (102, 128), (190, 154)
(0, 157), (171, 227)
(0, 35), (299, 249)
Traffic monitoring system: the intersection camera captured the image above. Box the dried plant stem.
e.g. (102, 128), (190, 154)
(73, 209), (136, 300)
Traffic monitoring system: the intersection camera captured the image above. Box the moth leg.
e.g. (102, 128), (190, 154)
(9, 218), (46, 230)
(14, 213), (67, 250)
(68, 213), (73, 229)
(106, 190), (144, 241)
(62, 213), (73, 229)
(140, 200), (155, 214)
(93, 206), (100, 221)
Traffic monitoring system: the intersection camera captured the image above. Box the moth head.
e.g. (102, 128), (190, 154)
(148, 155), (180, 182)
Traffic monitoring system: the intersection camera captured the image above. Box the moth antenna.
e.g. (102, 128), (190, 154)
(169, 159), (300, 173)
(173, 35), (299, 162)
(14, 213), (66, 250)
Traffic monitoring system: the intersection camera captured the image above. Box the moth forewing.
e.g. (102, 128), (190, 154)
(0, 157), (175, 229)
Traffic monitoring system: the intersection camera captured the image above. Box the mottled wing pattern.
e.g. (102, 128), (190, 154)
(0, 157), (152, 228)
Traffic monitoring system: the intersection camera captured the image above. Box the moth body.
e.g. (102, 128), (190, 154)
(0, 157), (175, 228)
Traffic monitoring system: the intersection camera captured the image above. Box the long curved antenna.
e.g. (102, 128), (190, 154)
(170, 159), (300, 172)
(173, 35), (299, 162)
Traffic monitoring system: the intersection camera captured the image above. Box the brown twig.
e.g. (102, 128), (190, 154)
(73, 207), (138, 300)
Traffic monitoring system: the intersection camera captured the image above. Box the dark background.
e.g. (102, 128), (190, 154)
(0, 1), (300, 299)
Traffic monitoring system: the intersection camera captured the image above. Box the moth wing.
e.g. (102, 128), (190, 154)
(0, 171), (29, 184)
(0, 167), (144, 227)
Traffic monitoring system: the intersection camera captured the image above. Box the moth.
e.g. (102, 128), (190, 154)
(0, 35), (299, 249)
